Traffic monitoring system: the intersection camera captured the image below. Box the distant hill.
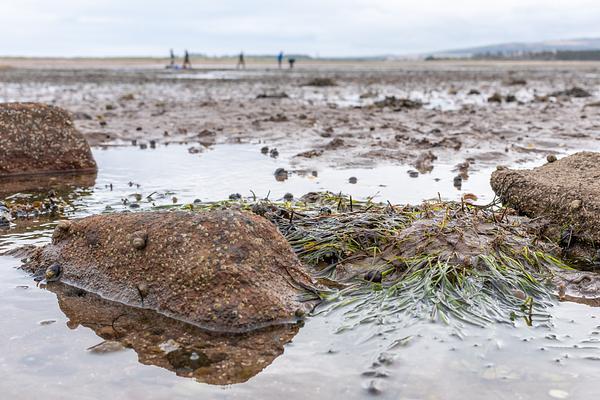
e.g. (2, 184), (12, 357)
(434, 38), (600, 58)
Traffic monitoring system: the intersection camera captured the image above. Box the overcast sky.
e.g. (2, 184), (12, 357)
(2, 0), (600, 57)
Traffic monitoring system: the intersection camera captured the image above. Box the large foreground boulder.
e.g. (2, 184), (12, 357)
(0, 103), (96, 177)
(491, 152), (600, 244)
(22, 210), (315, 332)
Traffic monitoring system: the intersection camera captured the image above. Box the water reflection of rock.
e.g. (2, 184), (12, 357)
(51, 283), (300, 385)
(0, 172), (96, 232)
(0, 171), (97, 197)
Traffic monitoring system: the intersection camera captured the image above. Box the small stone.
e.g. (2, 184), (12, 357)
(274, 168), (289, 181)
(349, 176), (358, 184)
(512, 289), (527, 300)
(45, 264), (62, 282)
(547, 154), (557, 163)
(365, 270), (382, 283)
(453, 175), (463, 189)
(260, 146), (269, 154)
(294, 308), (306, 318)
(569, 199), (582, 210)
(39, 319), (56, 326)
(319, 207), (332, 215)
(283, 193), (294, 202)
(229, 193), (242, 200)
(496, 165), (507, 171)
(407, 170), (419, 178)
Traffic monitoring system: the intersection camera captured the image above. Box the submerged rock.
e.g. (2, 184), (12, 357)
(0, 103), (97, 177)
(491, 152), (600, 244)
(22, 210), (315, 332)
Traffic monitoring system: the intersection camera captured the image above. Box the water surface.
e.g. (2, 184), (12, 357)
(1, 143), (599, 400)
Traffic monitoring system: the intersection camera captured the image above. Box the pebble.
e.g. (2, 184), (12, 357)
(364, 270), (382, 283)
(569, 199), (582, 210)
(547, 154), (558, 163)
(407, 170), (419, 178)
(349, 176), (358, 184)
(274, 168), (289, 181)
(453, 175), (463, 188)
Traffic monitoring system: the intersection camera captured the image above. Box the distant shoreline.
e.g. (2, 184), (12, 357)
(3, 57), (600, 71)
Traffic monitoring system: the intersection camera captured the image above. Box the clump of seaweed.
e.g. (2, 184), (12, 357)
(171, 192), (573, 329)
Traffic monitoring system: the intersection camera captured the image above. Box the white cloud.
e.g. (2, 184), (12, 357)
(0, 0), (599, 56)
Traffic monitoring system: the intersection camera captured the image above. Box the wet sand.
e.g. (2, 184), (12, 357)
(1, 59), (600, 174)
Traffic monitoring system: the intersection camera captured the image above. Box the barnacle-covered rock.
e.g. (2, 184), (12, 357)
(22, 210), (316, 332)
(491, 152), (600, 244)
(0, 102), (97, 177)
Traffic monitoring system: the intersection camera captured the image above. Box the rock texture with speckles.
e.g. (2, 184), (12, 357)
(23, 210), (315, 332)
(491, 152), (600, 243)
(0, 103), (97, 177)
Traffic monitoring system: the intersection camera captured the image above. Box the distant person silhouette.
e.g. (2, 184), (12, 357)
(169, 49), (175, 67)
(183, 50), (191, 69)
(288, 57), (296, 69)
(237, 51), (246, 69)
(277, 51), (284, 69)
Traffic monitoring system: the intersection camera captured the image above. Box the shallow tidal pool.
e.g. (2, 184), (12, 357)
(1, 143), (600, 400)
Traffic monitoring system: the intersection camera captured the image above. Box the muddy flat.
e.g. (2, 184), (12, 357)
(1, 59), (599, 172)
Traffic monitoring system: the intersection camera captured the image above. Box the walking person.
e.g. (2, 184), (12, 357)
(237, 51), (246, 69)
(169, 49), (175, 67)
(183, 50), (191, 69)
(277, 51), (284, 69)
(288, 57), (296, 69)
